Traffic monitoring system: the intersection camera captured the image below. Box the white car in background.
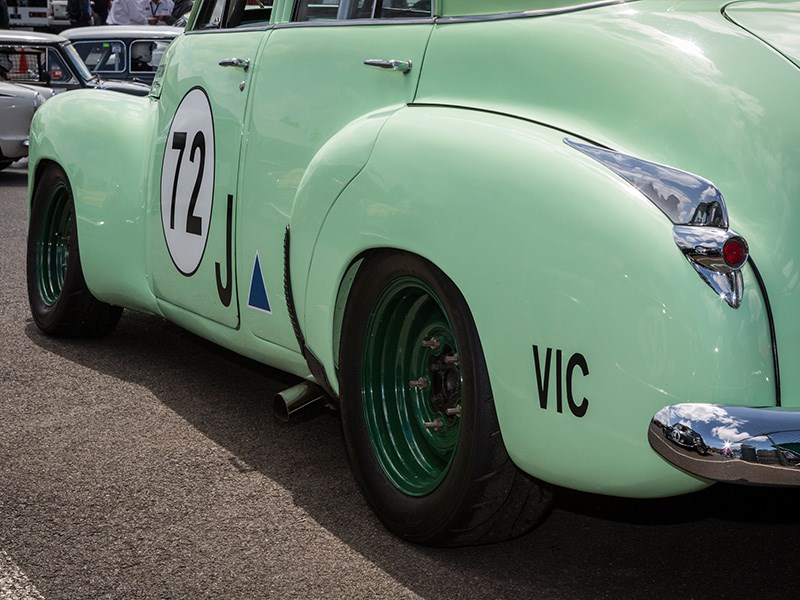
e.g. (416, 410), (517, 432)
(0, 81), (54, 170)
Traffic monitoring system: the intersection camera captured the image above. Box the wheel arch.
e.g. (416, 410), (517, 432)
(28, 90), (160, 314)
(298, 104), (776, 497)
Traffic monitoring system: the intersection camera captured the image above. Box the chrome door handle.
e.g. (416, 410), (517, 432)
(363, 59), (412, 74)
(219, 57), (251, 71)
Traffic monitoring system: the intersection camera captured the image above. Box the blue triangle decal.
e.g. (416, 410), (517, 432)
(248, 253), (272, 313)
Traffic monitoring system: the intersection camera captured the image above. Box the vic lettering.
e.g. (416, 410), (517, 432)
(532, 345), (589, 418)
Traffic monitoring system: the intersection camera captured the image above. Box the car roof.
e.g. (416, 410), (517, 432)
(61, 25), (184, 40)
(0, 30), (67, 45)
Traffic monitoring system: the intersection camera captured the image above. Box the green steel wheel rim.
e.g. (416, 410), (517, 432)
(362, 277), (464, 496)
(36, 181), (71, 307)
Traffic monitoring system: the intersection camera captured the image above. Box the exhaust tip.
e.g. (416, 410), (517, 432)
(274, 381), (327, 423)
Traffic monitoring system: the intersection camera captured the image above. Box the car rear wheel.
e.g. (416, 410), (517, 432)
(27, 164), (122, 337)
(339, 251), (552, 546)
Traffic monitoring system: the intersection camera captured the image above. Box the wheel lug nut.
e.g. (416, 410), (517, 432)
(446, 405), (462, 417)
(409, 377), (428, 390)
(444, 354), (459, 366)
(421, 337), (441, 350)
(423, 418), (443, 431)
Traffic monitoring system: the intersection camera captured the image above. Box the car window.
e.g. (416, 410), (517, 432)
(194, 0), (272, 30)
(61, 43), (94, 81)
(73, 40), (126, 73)
(294, 0), (339, 21)
(292, 0), (430, 21)
(130, 40), (174, 73)
(46, 48), (78, 84)
(378, 0), (430, 19)
(0, 46), (49, 83)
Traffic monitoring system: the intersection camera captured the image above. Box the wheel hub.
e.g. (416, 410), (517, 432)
(426, 346), (461, 420)
(361, 277), (464, 496)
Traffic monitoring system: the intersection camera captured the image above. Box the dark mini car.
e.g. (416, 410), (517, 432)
(664, 423), (709, 456)
(62, 26), (183, 85)
(0, 30), (149, 96)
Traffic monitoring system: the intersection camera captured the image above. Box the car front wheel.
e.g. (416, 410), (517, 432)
(26, 163), (122, 337)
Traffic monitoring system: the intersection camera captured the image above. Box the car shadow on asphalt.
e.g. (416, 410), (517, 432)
(25, 310), (800, 599)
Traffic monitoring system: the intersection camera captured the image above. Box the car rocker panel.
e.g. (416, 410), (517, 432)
(24, 0), (800, 545)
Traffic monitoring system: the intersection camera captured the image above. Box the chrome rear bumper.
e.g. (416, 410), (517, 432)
(649, 404), (800, 486)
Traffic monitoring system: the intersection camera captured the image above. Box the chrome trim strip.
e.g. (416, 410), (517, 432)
(649, 403), (800, 486)
(274, 18), (434, 29)
(435, 1), (636, 23)
(564, 138), (728, 228)
(268, 0), (633, 29)
(565, 138), (748, 308)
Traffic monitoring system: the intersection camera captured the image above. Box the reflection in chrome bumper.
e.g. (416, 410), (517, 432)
(649, 404), (800, 486)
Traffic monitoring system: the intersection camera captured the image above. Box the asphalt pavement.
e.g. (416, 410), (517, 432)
(2, 159), (799, 599)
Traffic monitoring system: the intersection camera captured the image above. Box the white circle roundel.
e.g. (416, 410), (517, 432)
(160, 88), (215, 276)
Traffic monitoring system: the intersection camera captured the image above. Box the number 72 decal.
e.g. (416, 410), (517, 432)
(160, 87), (216, 277)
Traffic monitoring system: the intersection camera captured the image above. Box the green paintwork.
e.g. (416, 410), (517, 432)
(29, 90), (161, 316)
(362, 277), (462, 496)
(147, 31), (268, 330)
(238, 22), (431, 351)
(26, 0), (800, 498)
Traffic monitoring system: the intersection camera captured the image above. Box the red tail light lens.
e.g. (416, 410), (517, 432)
(722, 237), (748, 269)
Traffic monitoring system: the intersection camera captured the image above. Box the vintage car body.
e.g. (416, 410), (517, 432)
(0, 81), (54, 168)
(26, 0), (800, 545)
(62, 26), (183, 85)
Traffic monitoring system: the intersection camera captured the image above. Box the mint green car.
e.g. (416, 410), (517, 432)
(25, 0), (800, 546)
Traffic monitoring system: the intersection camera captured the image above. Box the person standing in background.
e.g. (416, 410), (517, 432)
(94, 0), (111, 24)
(67, 0), (92, 26)
(147, 0), (174, 24)
(107, 0), (149, 24)
(0, 0), (9, 29)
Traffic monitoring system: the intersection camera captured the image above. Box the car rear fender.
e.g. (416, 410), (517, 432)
(301, 105), (776, 497)
(28, 90), (160, 314)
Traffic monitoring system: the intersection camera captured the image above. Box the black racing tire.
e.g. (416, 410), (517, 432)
(339, 251), (552, 547)
(26, 164), (123, 337)
(0, 160), (13, 171)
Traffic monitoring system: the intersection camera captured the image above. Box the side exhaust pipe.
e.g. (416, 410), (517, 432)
(274, 381), (328, 422)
